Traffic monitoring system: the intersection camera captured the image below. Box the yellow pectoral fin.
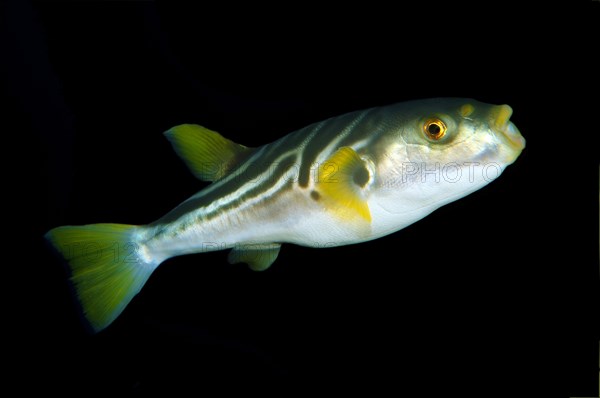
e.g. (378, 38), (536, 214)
(164, 124), (253, 182)
(315, 146), (372, 223)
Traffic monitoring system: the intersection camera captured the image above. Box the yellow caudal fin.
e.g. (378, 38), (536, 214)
(164, 124), (253, 182)
(45, 223), (158, 332)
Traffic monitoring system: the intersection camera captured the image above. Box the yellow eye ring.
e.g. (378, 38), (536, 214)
(424, 118), (447, 140)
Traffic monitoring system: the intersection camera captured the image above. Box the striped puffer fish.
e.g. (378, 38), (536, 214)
(46, 98), (525, 332)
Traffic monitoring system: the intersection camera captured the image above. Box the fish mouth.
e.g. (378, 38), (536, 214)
(490, 104), (526, 153)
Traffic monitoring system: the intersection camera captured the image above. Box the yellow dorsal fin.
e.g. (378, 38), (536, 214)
(315, 146), (372, 223)
(228, 243), (281, 271)
(164, 124), (253, 182)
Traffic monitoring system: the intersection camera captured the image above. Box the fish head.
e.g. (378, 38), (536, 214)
(374, 98), (526, 215)
(397, 98), (525, 167)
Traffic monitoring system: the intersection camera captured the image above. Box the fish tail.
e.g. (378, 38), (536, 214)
(45, 223), (158, 332)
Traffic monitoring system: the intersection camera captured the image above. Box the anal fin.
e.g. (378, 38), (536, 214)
(228, 243), (281, 271)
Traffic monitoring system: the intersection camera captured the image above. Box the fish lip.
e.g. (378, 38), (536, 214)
(490, 105), (526, 152)
(499, 120), (526, 151)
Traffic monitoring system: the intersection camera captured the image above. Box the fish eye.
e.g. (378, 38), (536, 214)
(424, 118), (447, 140)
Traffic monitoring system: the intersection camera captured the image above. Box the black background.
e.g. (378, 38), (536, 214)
(3, 1), (598, 396)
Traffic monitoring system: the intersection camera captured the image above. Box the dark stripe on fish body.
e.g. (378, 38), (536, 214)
(298, 109), (373, 188)
(336, 108), (386, 148)
(152, 152), (298, 227)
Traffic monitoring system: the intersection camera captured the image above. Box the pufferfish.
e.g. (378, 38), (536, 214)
(46, 98), (526, 332)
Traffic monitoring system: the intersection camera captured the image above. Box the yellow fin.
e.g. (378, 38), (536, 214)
(315, 146), (371, 222)
(228, 243), (281, 271)
(45, 224), (157, 332)
(165, 124), (252, 181)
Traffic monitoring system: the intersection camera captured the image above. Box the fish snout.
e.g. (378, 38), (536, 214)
(490, 104), (526, 152)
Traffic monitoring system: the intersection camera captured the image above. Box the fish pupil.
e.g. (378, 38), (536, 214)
(428, 123), (441, 136)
